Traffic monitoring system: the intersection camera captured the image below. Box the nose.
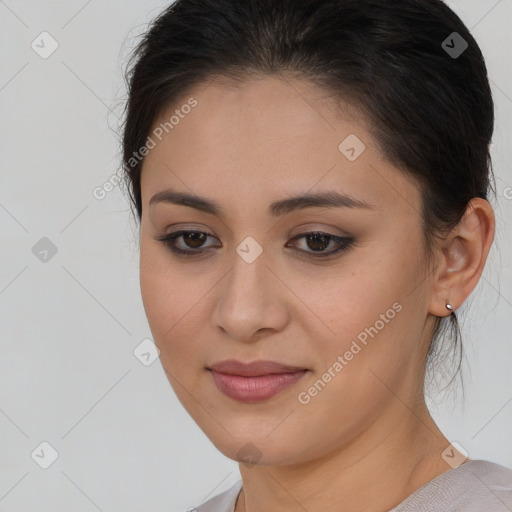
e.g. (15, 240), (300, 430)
(210, 246), (290, 343)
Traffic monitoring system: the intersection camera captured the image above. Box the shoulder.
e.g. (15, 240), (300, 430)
(191, 480), (243, 512)
(187, 462), (512, 512)
(391, 459), (512, 512)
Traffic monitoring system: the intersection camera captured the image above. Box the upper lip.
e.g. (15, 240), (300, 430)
(208, 359), (307, 377)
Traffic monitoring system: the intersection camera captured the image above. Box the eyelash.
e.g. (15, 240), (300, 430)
(155, 229), (355, 260)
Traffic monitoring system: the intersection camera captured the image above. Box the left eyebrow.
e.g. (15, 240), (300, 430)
(269, 190), (375, 216)
(149, 188), (375, 217)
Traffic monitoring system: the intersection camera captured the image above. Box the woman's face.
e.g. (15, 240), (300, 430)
(139, 75), (437, 465)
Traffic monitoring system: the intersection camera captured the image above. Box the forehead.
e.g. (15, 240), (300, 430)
(140, 75), (421, 218)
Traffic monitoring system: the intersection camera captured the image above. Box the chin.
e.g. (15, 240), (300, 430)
(202, 428), (309, 467)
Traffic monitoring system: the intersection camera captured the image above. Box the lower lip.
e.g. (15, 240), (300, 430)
(210, 369), (308, 403)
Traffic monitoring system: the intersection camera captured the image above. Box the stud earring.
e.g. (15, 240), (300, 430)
(446, 303), (454, 313)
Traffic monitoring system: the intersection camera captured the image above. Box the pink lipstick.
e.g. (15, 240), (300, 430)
(208, 359), (308, 402)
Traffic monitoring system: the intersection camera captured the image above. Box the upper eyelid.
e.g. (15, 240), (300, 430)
(164, 222), (348, 237)
(157, 229), (355, 261)
(164, 229), (350, 251)
(165, 228), (344, 241)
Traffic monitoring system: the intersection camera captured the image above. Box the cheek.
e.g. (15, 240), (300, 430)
(291, 270), (410, 433)
(139, 240), (216, 368)
(299, 262), (403, 344)
(315, 285), (400, 380)
(301, 245), (419, 378)
(139, 241), (170, 330)
(140, 241), (188, 349)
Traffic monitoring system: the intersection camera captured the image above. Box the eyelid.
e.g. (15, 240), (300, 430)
(159, 229), (220, 252)
(155, 228), (355, 259)
(285, 231), (354, 259)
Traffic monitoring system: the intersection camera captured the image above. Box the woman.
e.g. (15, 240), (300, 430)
(121, 0), (512, 510)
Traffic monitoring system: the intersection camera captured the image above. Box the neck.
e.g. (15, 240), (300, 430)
(235, 402), (453, 512)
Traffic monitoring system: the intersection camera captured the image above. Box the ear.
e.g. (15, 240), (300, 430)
(429, 198), (495, 317)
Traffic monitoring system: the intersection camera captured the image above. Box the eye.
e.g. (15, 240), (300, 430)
(155, 229), (355, 259)
(286, 231), (355, 259)
(155, 229), (220, 256)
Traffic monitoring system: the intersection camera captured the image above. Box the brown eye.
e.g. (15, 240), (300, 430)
(155, 230), (220, 256)
(182, 231), (207, 248)
(304, 233), (330, 252)
(286, 231), (354, 258)
(156, 229), (355, 260)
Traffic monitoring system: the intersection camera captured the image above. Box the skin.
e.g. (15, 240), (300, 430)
(138, 75), (495, 512)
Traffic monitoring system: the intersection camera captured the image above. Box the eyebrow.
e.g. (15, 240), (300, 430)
(149, 188), (375, 216)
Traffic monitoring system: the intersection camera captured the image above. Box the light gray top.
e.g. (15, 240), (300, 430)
(192, 460), (512, 512)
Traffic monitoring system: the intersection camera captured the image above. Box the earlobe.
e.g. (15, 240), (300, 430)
(428, 198), (495, 318)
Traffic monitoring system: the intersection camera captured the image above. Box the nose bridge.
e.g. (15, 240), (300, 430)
(227, 238), (271, 307)
(211, 237), (289, 339)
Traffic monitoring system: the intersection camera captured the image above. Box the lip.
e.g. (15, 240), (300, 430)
(208, 359), (307, 376)
(207, 359), (308, 403)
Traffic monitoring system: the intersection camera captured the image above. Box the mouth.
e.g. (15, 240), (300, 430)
(207, 359), (308, 402)
(208, 359), (307, 376)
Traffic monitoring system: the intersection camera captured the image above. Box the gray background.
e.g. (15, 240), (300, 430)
(0, 1), (511, 511)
